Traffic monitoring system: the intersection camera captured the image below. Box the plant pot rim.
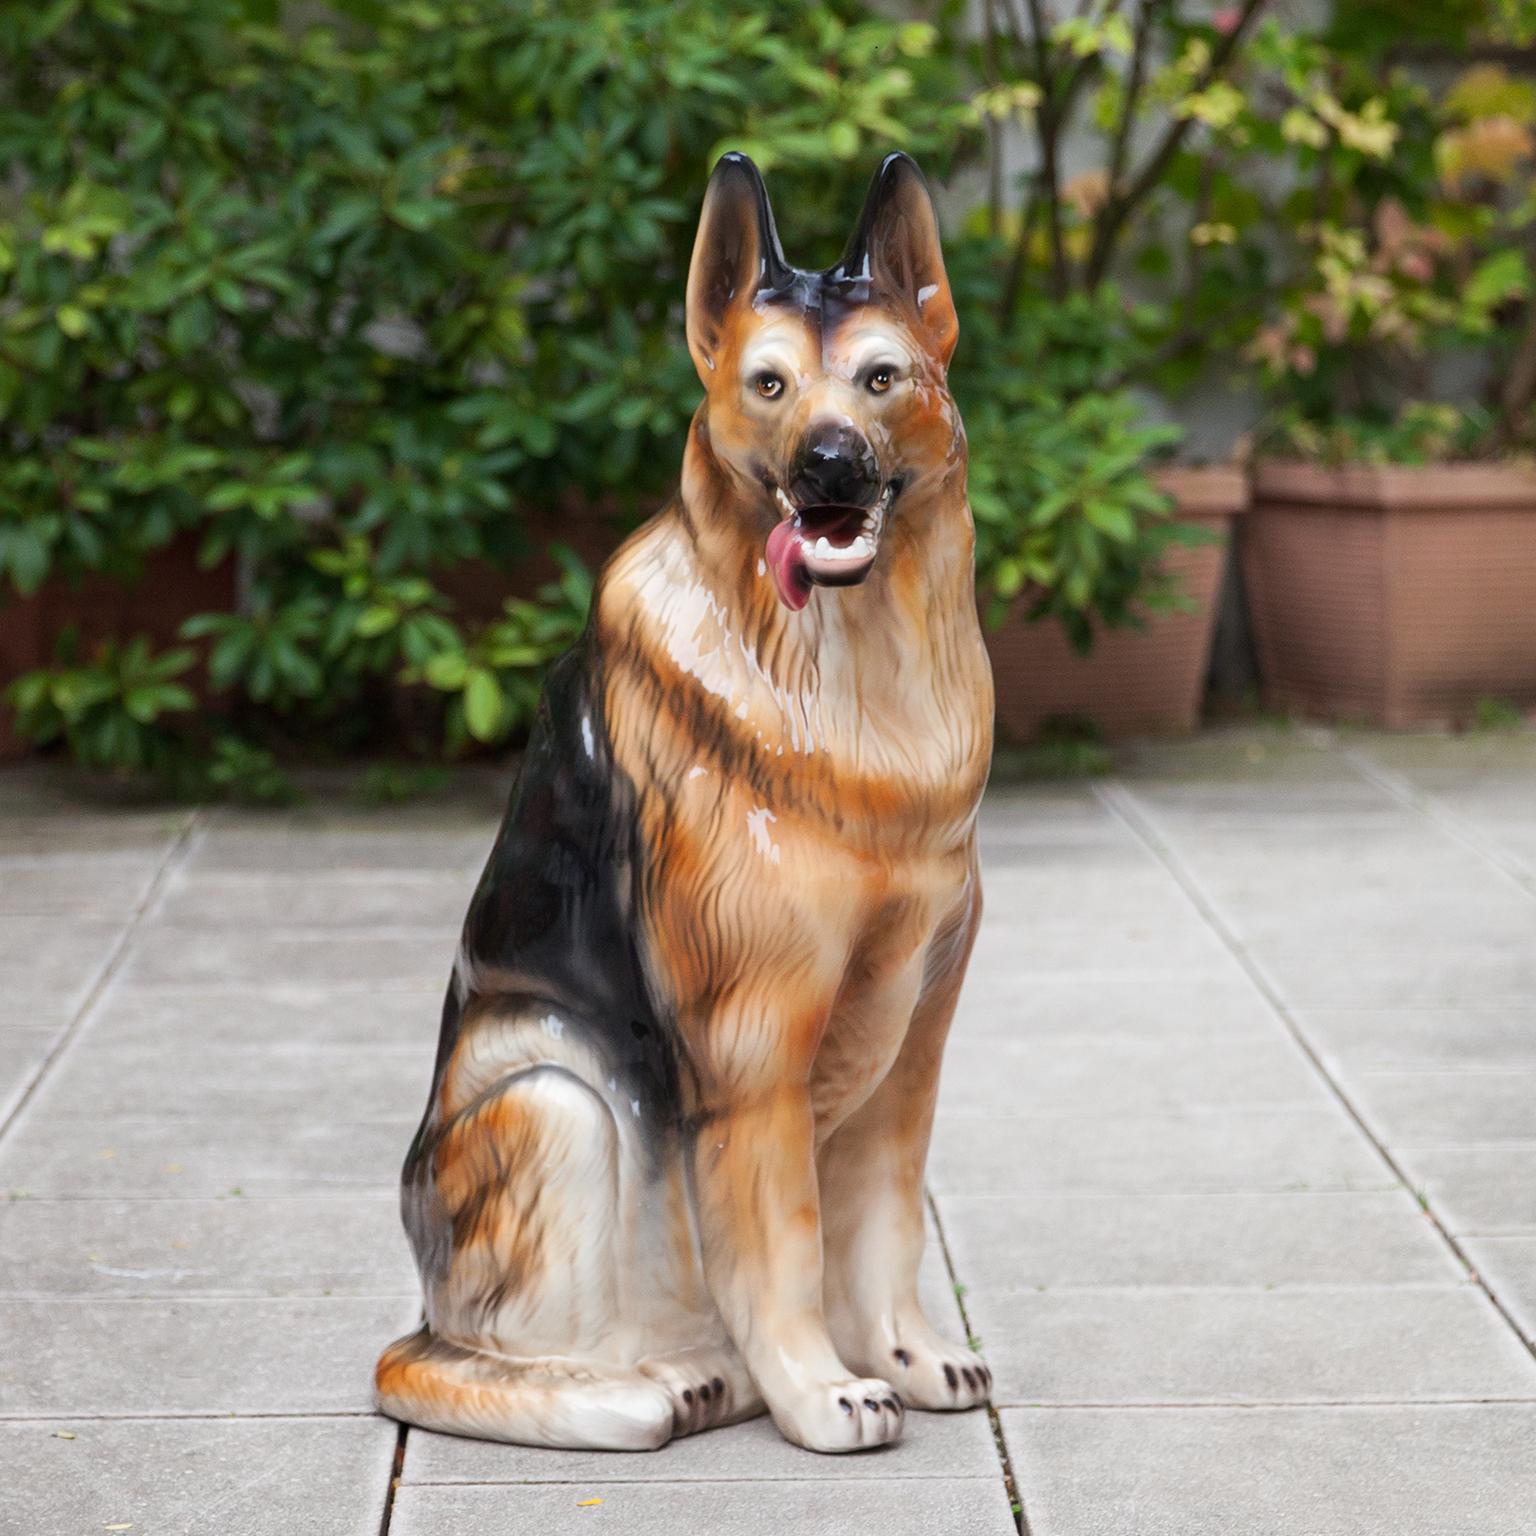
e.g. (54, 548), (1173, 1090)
(1252, 458), (1536, 510)
(1151, 463), (1250, 516)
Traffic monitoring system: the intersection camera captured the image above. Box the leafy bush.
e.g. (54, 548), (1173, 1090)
(0, 0), (966, 788)
(1242, 5), (1536, 458)
(11, 0), (1527, 785)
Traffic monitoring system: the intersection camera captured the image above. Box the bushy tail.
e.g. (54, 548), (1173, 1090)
(375, 1326), (675, 1451)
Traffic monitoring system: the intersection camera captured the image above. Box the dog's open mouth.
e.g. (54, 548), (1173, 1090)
(764, 485), (891, 611)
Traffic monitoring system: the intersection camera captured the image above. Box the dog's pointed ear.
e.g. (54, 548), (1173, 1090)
(686, 153), (789, 385)
(838, 153), (957, 370)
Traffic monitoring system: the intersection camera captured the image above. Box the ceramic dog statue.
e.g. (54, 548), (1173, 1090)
(376, 151), (994, 1454)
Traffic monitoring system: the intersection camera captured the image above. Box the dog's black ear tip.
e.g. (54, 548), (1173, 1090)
(875, 149), (924, 180)
(710, 150), (765, 183)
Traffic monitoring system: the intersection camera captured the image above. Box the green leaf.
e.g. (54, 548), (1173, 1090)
(1465, 249), (1528, 313)
(462, 666), (504, 742)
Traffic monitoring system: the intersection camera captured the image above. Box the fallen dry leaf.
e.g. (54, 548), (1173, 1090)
(576, 1496), (603, 1507)
(53, 1431), (76, 1440)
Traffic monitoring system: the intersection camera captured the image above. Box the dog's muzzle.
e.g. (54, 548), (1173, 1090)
(764, 484), (893, 611)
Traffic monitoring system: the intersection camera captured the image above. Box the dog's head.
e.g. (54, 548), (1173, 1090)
(685, 152), (961, 611)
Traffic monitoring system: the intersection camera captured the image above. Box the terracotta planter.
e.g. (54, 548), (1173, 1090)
(0, 537), (234, 760)
(1244, 461), (1536, 728)
(985, 465), (1248, 743)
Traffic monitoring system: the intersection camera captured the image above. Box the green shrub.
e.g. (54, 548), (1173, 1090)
(0, 0), (967, 788)
(17, 0), (1514, 786)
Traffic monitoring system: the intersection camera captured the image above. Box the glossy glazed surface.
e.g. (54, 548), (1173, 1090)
(377, 152), (994, 1454)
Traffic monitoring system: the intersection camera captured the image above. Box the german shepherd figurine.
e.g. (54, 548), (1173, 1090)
(376, 152), (993, 1454)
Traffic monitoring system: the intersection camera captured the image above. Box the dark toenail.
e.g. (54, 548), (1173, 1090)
(699, 1383), (711, 1401)
(962, 1367), (977, 1389)
(944, 1364), (958, 1389)
(893, 1349), (910, 1367)
(712, 1376), (725, 1394)
(883, 1396), (899, 1412)
(864, 1398), (881, 1412)
(838, 1396), (853, 1415)
(682, 1388), (693, 1404)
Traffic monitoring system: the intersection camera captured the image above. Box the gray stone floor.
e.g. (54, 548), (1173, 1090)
(2, 725), (1534, 1534)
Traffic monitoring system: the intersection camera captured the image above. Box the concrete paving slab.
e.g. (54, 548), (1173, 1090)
(977, 863), (1193, 923)
(117, 928), (451, 990)
(0, 915), (125, 998)
(1393, 1146), (1536, 1233)
(0, 1295), (415, 1414)
(0, 1113), (413, 1198)
(0, 1023), (63, 1124)
(1295, 1006), (1536, 1071)
(1115, 729), (1362, 785)
(969, 916), (1234, 978)
(184, 822), (494, 876)
(31, 1037), (428, 1121)
(403, 1404), (999, 1484)
(969, 1286), (1536, 1406)
(951, 971), (1277, 1039)
(4, 737), (1534, 1533)
(0, 814), (186, 857)
(0, 1195), (416, 1298)
(1345, 1070), (1536, 1146)
(150, 868), (475, 931)
(0, 859), (159, 916)
(0, 1416), (397, 1536)
(1133, 821), (1506, 897)
(389, 1477), (1018, 1536)
(1002, 1403), (1536, 1536)
(0, 989), (77, 1036)
(927, 1109), (1393, 1196)
(936, 1191), (1463, 1291)
(1255, 945), (1536, 1009)
(1353, 729), (1536, 789)
(937, 1033), (1326, 1119)
(1462, 1236), (1536, 1346)
(1217, 886), (1536, 950)
(82, 983), (441, 1052)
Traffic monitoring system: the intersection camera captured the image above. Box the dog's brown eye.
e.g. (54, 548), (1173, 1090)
(868, 367), (895, 394)
(754, 373), (784, 400)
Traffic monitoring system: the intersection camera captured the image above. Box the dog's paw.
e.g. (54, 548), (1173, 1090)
(772, 1377), (905, 1453)
(885, 1333), (992, 1411)
(639, 1346), (764, 1438)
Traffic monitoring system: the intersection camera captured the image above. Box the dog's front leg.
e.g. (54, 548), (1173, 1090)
(820, 879), (991, 1412)
(692, 1074), (904, 1452)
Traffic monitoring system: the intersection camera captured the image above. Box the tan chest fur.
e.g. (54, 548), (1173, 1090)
(598, 508), (991, 1110)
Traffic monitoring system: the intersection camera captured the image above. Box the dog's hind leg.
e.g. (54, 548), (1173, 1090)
(638, 1342), (764, 1438)
(377, 1062), (676, 1450)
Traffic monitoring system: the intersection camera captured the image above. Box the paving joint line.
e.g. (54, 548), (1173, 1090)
(989, 1396), (1536, 1411)
(1326, 733), (1536, 901)
(926, 1189), (1029, 1536)
(377, 1423), (407, 1536)
(398, 1473), (1017, 1488)
(0, 810), (202, 1147)
(1095, 778), (1536, 1371)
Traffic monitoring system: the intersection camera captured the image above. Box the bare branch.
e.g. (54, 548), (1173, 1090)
(1085, 0), (1271, 288)
(1103, 0), (1157, 207)
(1020, 0), (1070, 298)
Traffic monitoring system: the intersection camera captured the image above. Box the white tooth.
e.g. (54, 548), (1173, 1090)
(776, 487), (795, 516)
(814, 536), (833, 558)
(851, 536), (872, 558)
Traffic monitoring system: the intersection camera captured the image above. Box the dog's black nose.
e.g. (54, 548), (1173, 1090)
(789, 422), (879, 508)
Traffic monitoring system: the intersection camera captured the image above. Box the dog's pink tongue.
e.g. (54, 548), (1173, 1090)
(765, 518), (811, 611)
